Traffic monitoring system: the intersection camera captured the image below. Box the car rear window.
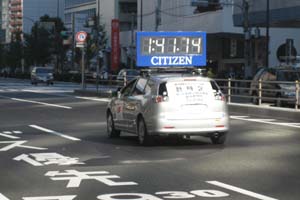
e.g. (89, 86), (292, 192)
(36, 68), (52, 73)
(158, 82), (167, 95)
(166, 80), (213, 104)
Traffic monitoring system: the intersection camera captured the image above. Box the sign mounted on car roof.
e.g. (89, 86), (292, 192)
(136, 31), (206, 67)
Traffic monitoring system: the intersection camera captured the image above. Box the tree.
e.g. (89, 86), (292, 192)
(23, 15), (68, 72)
(6, 31), (23, 73)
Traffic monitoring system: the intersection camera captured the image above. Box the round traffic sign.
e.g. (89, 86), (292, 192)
(75, 31), (87, 43)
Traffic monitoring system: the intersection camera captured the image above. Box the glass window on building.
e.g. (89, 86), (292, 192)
(192, 0), (222, 14)
(65, 0), (95, 8)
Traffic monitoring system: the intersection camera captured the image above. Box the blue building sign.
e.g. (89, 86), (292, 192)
(136, 31), (206, 67)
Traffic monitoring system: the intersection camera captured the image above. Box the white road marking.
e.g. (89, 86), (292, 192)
(230, 116), (300, 129)
(0, 193), (9, 200)
(75, 96), (111, 102)
(3, 131), (12, 134)
(11, 98), (72, 109)
(13, 131), (22, 134)
(121, 158), (185, 164)
(0, 133), (20, 139)
(29, 125), (81, 141)
(207, 181), (278, 200)
(23, 195), (77, 200)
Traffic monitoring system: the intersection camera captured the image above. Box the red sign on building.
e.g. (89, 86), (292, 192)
(111, 19), (120, 72)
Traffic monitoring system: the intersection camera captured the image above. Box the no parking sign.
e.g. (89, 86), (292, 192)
(75, 31), (87, 48)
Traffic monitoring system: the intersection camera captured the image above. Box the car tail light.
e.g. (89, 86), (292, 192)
(215, 93), (226, 101)
(155, 95), (168, 103)
(163, 126), (175, 129)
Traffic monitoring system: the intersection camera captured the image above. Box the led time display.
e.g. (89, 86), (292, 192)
(136, 31), (206, 67)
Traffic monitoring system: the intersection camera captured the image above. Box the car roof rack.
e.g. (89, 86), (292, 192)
(139, 67), (206, 77)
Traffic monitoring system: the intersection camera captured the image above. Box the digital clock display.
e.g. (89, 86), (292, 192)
(141, 37), (203, 55)
(136, 31), (206, 67)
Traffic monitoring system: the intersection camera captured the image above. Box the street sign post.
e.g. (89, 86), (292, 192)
(75, 31), (88, 43)
(75, 31), (88, 90)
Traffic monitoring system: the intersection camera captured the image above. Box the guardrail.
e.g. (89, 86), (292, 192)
(215, 78), (300, 110)
(84, 74), (300, 110)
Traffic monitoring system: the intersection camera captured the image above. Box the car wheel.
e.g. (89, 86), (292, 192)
(137, 117), (152, 146)
(106, 111), (120, 138)
(210, 132), (227, 144)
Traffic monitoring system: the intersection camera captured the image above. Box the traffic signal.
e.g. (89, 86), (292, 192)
(60, 31), (69, 39)
(60, 31), (72, 45)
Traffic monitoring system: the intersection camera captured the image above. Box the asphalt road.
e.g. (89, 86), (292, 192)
(0, 78), (300, 200)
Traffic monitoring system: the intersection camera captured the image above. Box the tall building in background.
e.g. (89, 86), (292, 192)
(3, 0), (64, 43)
(0, 0), (9, 43)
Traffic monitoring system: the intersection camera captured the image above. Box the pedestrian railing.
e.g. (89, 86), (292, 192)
(215, 78), (300, 110)
(84, 73), (300, 110)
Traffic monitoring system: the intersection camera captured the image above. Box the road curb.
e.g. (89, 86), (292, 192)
(229, 103), (300, 121)
(73, 89), (300, 121)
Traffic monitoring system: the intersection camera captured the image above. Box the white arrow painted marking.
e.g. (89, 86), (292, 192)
(207, 181), (278, 200)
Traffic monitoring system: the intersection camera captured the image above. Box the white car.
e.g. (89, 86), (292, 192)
(106, 73), (229, 145)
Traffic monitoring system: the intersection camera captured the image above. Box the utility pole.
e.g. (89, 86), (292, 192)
(96, 0), (100, 92)
(71, 13), (75, 70)
(266, 0), (270, 68)
(243, 0), (251, 77)
(130, 13), (135, 68)
(140, 0), (143, 31)
(155, 0), (161, 31)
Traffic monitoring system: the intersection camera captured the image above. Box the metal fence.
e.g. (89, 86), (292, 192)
(215, 78), (300, 110)
(85, 74), (300, 110)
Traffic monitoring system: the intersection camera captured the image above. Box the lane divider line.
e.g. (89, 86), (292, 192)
(11, 98), (72, 109)
(230, 116), (300, 129)
(207, 181), (278, 200)
(29, 125), (81, 141)
(75, 96), (111, 102)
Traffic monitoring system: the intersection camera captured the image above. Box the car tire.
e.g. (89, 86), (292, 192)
(137, 117), (152, 146)
(210, 132), (227, 144)
(106, 111), (120, 138)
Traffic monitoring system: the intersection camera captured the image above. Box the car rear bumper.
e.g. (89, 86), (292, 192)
(146, 116), (229, 136)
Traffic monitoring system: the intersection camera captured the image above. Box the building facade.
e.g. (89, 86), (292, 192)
(64, 0), (137, 72)
(139, 0), (250, 78)
(233, 0), (300, 69)
(2, 0), (64, 43)
(137, 0), (300, 78)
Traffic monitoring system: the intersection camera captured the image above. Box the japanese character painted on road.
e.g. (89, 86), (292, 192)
(0, 131), (22, 139)
(0, 141), (47, 152)
(0, 193), (10, 200)
(45, 170), (138, 188)
(23, 195), (77, 200)
(14, 153), (85, 166)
